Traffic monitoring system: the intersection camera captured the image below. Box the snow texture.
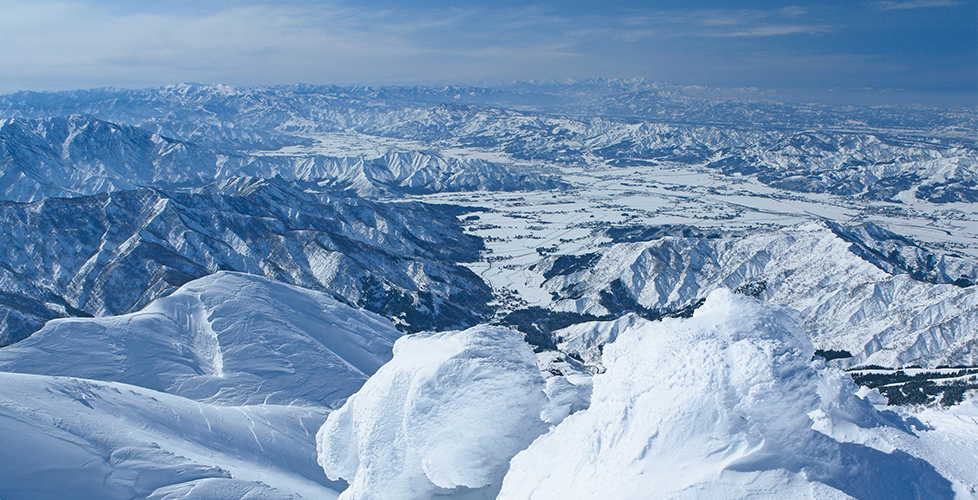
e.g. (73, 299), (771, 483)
(0, 272), (400, 406)
(317, 325), (548, 500)
(0, 272), (408, 499)
(0, 372), (340, 500)
(499, 289), (957, 500)
(545, 222), (978, 368)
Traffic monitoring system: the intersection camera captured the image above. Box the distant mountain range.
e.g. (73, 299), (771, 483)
(1, 81), (976, 356)
(0, 178), (492, 345)
(0, 115), (562, 202)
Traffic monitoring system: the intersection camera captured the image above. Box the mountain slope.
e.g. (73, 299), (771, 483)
(0, 116), (562, 203)
(0, 180), (492, 345)
(2, 84), (973, 204)
(290, 151), (564, 196)
(0, 115), (263, 202)
(0, 372), (340, 500)
(0, 271), (416, 500)
(0, 272), (400, 406)
(539, 222), (978, 367)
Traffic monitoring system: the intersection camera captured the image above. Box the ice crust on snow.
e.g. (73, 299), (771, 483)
(498, 289), (955, 500)
(317, 325), (549, 500)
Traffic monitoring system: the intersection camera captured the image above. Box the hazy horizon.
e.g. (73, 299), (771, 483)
(0, 0), (975, 107)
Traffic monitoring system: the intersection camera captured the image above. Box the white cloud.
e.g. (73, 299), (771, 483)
(0, 1), (584, 91)
(713, 24), (833, 37)
(0, 0), (963, 105)
(876, 0), (962, 10)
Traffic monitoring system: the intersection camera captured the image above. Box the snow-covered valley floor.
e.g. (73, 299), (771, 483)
(2, 86), (978, 498)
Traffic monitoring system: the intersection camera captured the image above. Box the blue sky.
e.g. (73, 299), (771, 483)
(0, 0), (974, 106)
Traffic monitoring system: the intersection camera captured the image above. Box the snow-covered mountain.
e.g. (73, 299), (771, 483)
(0, 272), (400, 406)
(1, 83), (973, 204)
(1, 81), (977, 499)
(0, 115), (265, 201)
(0, 115), (561, 202)
(586, 124), (978, 202)
(282, 151), (564, 197)
(0, 272), (405, 499)
(0, 179), (492, 345)
(537, 222), (978, 367)
(318, 290), (977, 499)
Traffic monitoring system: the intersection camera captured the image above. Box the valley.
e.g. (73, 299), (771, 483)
(1, 80), (977, 499)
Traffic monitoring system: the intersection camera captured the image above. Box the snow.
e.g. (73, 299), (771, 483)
(907, 397), (978, 497)
(0, 272), (400, 406)
(0, 271), (407, 499)
(497, 289), (958, 500)
(535, 221), (978, 368)
(0, 372), (340, 500)
(2, 83), (978, 499)
(554, 313), (649, 370)
(316, 325), (549, 500)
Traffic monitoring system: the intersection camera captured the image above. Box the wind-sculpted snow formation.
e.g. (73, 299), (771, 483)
(0, 272), (400, 406)
(541, 222), (978, 367)
(0, 272), (406, 499)
(316, 326), (549, 500)
(317, 290), (975, 499)
(0, 179), (492, 345)
(499, 290), (962, 499)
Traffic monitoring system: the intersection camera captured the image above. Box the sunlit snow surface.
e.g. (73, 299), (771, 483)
(498, 290), (971, 499)
(411, 158), (978, 367)
(317, 325), (549, 500)
(3, 275), (978, 499)
(416, 160), (978, 314)
(0, 272), (402, 499)
(2, 83), (978, 499)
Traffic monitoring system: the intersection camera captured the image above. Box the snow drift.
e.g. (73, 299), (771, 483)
(0, 372), (340, 500)
(0, 272), (406, 499)
(317, 325), (549, 500)
(0, 272), (400, 406)
(499, 289), (956, 499)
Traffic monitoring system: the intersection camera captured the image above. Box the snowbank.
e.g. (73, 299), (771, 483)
(317, 326), (548, 500)
(498, 289), (955, 500)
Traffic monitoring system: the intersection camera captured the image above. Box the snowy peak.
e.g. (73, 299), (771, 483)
(0, 272), (400, 406)
(0, 114), (564, 202)
(540, 222), (978, 367)
(0, 182), (492, 345)
(298, 151), (564, 196)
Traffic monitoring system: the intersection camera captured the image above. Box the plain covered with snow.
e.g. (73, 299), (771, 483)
(317, 325), (549, 500)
